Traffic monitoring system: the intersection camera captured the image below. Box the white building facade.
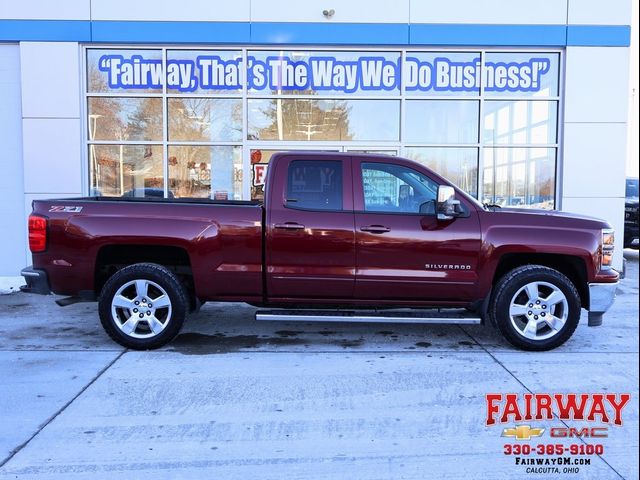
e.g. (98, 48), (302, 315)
(0, 0), (632, 277)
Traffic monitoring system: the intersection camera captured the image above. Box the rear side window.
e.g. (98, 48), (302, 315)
(286, 160), (343, 210)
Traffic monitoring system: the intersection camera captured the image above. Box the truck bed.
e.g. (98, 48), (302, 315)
(31, 197), (265, 301)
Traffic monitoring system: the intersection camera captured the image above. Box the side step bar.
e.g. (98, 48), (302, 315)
(255, 309), (481, 325)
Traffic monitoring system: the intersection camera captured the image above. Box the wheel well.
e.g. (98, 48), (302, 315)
(95, 245), (194, 303)
(492, 253), (588, 306)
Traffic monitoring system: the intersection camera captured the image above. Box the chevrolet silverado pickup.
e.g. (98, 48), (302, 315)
(21, 152), (619, 351)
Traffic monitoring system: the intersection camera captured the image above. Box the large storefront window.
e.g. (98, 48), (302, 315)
(85, 48), (560, 208)
(248, 99), (400, 142)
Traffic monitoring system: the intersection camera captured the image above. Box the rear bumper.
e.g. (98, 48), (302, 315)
(20, 266), (51, 295)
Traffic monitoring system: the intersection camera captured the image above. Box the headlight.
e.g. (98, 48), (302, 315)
(601, 229), (615, 268)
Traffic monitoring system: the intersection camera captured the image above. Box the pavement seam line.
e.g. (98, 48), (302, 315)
(457, 325), (625, 480)
(0, 349), (127, 469)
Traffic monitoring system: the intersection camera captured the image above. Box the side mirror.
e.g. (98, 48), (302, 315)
(437, 185), (461, 221)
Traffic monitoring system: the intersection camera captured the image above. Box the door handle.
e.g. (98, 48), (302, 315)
(274, 222), (305, 230)
(360, 225), (390, 234)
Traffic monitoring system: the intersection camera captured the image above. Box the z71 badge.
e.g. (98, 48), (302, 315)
(49, 206), (83, 213)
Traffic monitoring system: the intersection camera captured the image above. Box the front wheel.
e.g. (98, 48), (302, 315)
(98, 263), (189, 350)
(489, 265), (581, 351)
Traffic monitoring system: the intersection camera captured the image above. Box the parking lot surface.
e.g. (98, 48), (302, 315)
(0, 252), (638, 479)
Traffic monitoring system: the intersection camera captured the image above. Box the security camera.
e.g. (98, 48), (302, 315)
(322, 9), (335, 18)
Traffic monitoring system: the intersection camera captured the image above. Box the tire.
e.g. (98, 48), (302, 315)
(489, 265), (581, 351)
(98, 263), (189, 350)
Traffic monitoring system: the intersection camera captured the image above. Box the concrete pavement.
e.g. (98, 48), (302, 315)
(0, 251), (637, 479)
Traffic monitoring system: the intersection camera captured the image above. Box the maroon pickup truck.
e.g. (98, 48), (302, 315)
(22, 152), (619, 351)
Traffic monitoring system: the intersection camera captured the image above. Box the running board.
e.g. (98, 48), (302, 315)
(255, 309), (481, 325)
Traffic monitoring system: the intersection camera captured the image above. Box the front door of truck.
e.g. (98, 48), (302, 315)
(266, 154), (355, 299)
(353, 158), (482, 302)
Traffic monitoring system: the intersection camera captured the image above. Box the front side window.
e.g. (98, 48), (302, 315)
(286, 160), (343, 210)
(362, 162), (438, 214)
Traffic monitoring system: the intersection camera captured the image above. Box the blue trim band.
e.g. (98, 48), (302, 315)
(410, 24), (566, 46)
(0, 20), (91, 41)
(251, 22), (408, 45)
(567, 25), (631, 46)
(0, 20), (631, 47)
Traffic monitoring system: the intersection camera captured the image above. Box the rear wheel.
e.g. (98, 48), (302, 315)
(490, 265), (581, 351)
(98, 263), (188, 349)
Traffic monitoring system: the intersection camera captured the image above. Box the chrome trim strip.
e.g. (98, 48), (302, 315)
(255, 313), (481, 324)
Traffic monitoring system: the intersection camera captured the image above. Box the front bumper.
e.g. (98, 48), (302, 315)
(587, 281), (618, 326)
(20, 266), (51, 295)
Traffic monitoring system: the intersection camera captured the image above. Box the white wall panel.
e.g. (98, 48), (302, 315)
(0, 0), (90, 20)
(91, 0), (250, 22)
(409, 0), (567, 25)
(251, 0), (410, 23)
(564, 47), (630, 123)
(562, 123), (627, 198)
(0, 45), (27, 276)
(568, 0), (631, 25)
(20, 42), (80, 118)
(561, 197), (625, 269)
(22, 119), (83, 194)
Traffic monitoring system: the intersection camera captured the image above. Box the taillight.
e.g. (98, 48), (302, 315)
(601, 229), (615, 269)
(28, 215), (47, 253)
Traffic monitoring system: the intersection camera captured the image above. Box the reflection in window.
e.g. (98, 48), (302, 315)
(90, 145), (163, 197)
(405, 147), (478, 198)
(405, 100), (479, 144)
(168, 146), (242, 199)
(249, 149), (278, 201)
(362, 163), (438, 213)
(483, 101), (557, 145)
(88, 97), (162, 141)
(168, 98), (242, 142)
(248, 99), (399, 141)
(482, 148), (556, 209)
(287, 160), (343, 210)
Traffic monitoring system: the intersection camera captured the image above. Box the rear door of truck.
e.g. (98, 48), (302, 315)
(265, 154), (355, 299)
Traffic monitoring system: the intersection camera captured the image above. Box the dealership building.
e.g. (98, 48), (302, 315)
(0, 0), (633, 281)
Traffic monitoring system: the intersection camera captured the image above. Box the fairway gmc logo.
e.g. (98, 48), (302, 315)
(486, 393), (631, 426)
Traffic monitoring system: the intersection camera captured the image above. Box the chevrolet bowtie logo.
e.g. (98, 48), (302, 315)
(502, 425), (545, 440)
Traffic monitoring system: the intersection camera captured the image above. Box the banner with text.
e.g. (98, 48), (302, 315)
(94, 52), (556, 94)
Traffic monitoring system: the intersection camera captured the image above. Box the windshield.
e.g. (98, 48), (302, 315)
(626, 178), (639, 198)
